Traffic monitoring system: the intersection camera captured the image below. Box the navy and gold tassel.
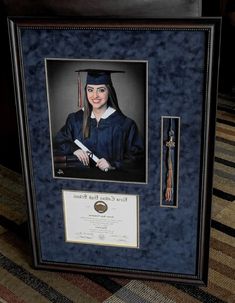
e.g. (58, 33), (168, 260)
(165, 119), (175, 202)
(77, 72), (83, 108)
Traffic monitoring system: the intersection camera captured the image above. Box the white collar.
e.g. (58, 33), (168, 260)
(91, 107), (116, 119)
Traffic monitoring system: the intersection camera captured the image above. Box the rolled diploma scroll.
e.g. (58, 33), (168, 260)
(74, 139), (108, 172)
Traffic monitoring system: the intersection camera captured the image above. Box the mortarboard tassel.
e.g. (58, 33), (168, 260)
(77, 72), (83, 108)
(165, 119), (175, 202)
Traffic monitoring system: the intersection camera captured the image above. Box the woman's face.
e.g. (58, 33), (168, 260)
(86, 84), (109, 110)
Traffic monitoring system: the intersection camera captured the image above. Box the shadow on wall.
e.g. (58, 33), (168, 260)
(3, 0), (201, 17)
(219, 0), (235, 98)
(0, 3), (21, 172)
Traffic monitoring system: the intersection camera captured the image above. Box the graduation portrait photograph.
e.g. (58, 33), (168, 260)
(45, 59), (147, 183)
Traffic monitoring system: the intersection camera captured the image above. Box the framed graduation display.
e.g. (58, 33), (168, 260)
(8, 17), (221, 285)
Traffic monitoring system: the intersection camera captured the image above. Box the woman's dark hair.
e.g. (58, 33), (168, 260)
(82, 84), (122, 139)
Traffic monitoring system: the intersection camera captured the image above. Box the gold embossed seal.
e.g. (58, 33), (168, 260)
(94, 201), (108, 213)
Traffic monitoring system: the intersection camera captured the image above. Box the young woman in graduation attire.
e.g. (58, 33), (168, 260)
(54, 69), (144, 172)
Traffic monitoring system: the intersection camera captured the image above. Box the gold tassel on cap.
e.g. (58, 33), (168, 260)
(77, 72), (83, 108)
(165, 120), (175, 202)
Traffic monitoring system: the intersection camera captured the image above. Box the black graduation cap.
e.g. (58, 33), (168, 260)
(75, 69), (125, 107)
(76, 69), (125, 85)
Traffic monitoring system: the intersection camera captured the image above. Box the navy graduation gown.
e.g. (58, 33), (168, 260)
(54, 110), (144, 170)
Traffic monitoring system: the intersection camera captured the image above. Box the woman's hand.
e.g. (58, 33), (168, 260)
(73, 149), (90, 166)
(96, 158), (111, 172)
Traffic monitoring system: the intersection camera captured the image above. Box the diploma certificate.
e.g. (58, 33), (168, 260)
(62, 190), (139, 248)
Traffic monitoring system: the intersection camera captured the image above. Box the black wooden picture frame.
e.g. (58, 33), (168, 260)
(8, 17), (221, 285)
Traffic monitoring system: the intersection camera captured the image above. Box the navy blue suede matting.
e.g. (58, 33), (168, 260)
(20, 27), (206, 275)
